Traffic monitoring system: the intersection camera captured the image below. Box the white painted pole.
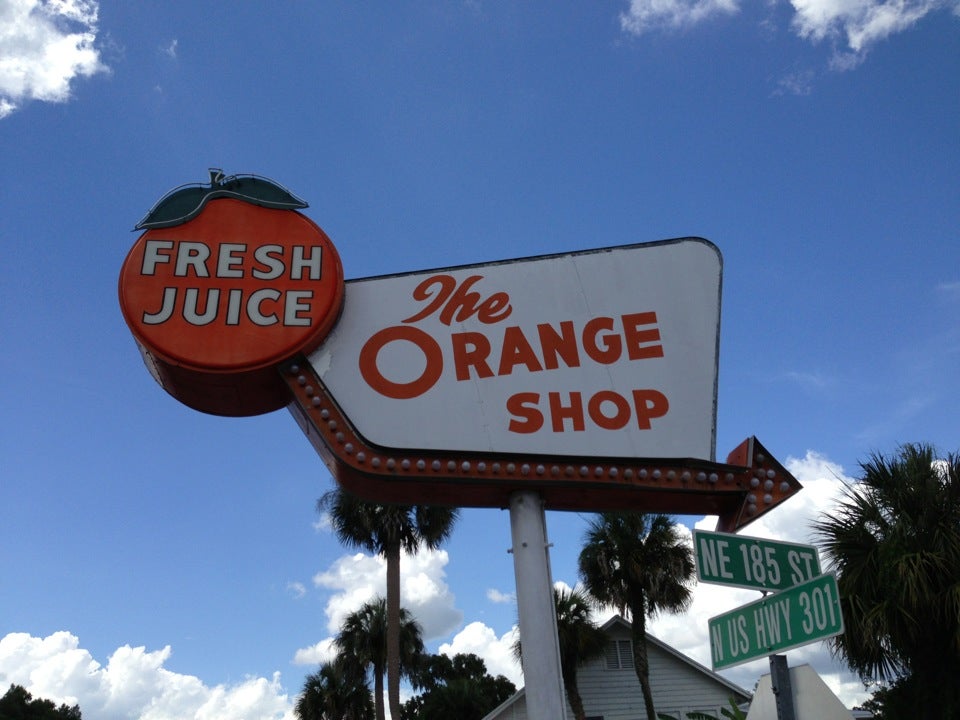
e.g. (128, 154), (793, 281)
(508, 491), (568, 720)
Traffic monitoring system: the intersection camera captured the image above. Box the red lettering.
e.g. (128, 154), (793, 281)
(404, 275), (456, 323)
(480, 291), (511, 323)
(506, 389), (670, 435)
(549, 391), (585, 432)
(403, 274), (512, 326)
(451, 332), (494, 381)
(537, 321), (580, 370)
(622, 312), (664, 360)
(358, 326), (443, 399)
(582, 317), (622, 364)
(632, 389), (669, 429)
(588, 390), (632, 430)
(498, 326), (544, 376)
(507, 392), (543, 433)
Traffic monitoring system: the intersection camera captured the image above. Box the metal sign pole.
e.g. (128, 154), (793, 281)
(769, 654), (796, 720)
(508, 491), (568, 720)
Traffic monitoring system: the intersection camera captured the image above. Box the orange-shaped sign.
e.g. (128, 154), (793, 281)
(119, 174), (344, 416)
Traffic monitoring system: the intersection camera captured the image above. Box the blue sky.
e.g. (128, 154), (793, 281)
(1, 1), (958, 717)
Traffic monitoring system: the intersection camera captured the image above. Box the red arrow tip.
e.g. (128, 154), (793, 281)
(716, 437), (802, 532)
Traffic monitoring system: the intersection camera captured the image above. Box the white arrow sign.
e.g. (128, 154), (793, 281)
(305, 238), (722, 461)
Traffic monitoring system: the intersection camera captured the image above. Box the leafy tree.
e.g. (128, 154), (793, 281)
(513, 586), (607, 720)
(318, 488), (458, 720)
(401, 653), (515, 720)
(855, 679), (917, 720)
(578, 512), (695, 720)
(678, 697), (748, 719)
(295, 658), (374, 720)
(0, 684), (82, 719)
(812, 443), (960, 718)
(334, 597), (425, 720)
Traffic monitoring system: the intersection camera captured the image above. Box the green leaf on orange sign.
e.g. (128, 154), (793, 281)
(135, 172), (308, 230)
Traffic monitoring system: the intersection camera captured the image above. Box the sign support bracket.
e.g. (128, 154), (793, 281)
(508, 491), (568, 720)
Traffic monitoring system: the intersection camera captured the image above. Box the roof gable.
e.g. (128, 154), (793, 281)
(600, 615), (750, 699)
(483, 615), (750, 720)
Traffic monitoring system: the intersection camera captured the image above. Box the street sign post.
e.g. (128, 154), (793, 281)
(708, 572), (844, 670)
(693, 529), (821, 592)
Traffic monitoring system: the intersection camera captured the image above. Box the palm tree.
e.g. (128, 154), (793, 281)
(319, 489), (459, 720)
(512, 586), (607, 720)
(295, 658), (374, 720)
(555, 587), (608, 720)
(335, 597), (425, 720)
(812, 443), (960, 717)
(557, 586), (609, 719)
(578, 512), (695, 720)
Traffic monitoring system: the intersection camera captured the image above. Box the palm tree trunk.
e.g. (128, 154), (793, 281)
(630, 609), (658, 720)
(563, 671), (587, 720)
(386, 541), (402, 720)
(374, 661), (386, 720)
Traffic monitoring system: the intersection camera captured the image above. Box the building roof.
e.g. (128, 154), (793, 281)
(482, 615), (751, 720)
(599, 615), (750, 700)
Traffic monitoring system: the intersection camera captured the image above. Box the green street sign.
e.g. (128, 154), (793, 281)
(693, 529), (821, 592)
(708, 572), (844, 670)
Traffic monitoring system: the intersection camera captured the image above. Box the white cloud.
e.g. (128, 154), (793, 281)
(0, 631), (295, 720)
(0, 0), (108, 118)
(486, 588), (516, 604)
(294, 547), (465, 669)
(286, 581), (307, 600)
(311, 548), (463, 640)
(620, 0), (958, 64)
(620, 0), (741, 34)
(291, 637), (337, 667)
(790, 0), (953, 53)
(774, 69), (816, 96)
(439, 622), (523, 687)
